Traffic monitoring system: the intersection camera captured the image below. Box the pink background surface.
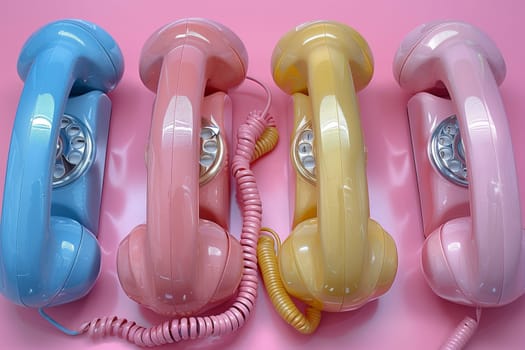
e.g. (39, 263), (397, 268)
(1, 0), (524, 349)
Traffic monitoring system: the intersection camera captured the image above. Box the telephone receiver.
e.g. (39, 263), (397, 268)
(0, 19), (124, 308)
(394, 20), (525, 308)
(258, 20), (398, 333)
(117, 18), (249, 316)
(79, 19), (276, 345)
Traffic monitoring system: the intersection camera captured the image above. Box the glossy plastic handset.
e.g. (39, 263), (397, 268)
(117, 18), (247, 316)
(0, 19), (123, 308)
(280, 21), (397, 311)
(258, 20), (398, 334)
(395, 20), (525, 307)
(78, 19), (277, 346)
(395, 20), (525, 349)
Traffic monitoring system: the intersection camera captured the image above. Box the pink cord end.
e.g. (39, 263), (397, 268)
(440, 308), (482, 350)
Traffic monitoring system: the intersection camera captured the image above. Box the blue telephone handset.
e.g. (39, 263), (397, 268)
(0, 19), (123, 308)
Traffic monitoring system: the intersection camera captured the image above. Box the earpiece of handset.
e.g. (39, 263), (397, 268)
(269, 21), (398, 315)
(117, 18), (247, 316)
(0, 20), (124, 307)
(394, 21), (525, 306)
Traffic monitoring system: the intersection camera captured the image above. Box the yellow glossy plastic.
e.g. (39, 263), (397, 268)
(262, 21), (398, 323)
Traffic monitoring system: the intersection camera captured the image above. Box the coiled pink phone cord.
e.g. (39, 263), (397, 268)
(440, 308), (482, 350)
(40, 78), (278, 346)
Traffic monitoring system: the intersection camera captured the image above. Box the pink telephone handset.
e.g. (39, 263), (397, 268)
(64, 18), (278, 346)
(394, 21), (525, 348)
(117, 18), (247, 316)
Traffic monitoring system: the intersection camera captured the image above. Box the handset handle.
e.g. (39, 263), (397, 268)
(440, 46), (523, 302)
(274, 21), (396, 312)
(306, 45), (369, 290)
(146, 45), (205, 297)
(119, 18), (249, 315)
(1, 19), (122, 308)
(1, 48), (76, 303)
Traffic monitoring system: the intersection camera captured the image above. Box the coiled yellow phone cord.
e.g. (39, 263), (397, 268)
(257, 227), (322, 334)
(252, 126), (279, 162)
(246, 76), (320, 333)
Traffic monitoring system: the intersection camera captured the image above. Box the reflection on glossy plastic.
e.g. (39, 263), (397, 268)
(258, 20), (398, 334)
(117, 17), (247, 317)
(104, 18), (280, 346)
(0, 19), (123, 308)
(395, 20), (525, 348)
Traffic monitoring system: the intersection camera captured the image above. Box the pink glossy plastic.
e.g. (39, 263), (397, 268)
(117, 18), (248, 316)
(407, 93), (470, 236)
(395, 21), (525, 307)
(2, 3), (525, 349)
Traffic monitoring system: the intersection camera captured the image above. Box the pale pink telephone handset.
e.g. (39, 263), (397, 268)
(64, 18), (277, 346)
(394, 21), (525, 349)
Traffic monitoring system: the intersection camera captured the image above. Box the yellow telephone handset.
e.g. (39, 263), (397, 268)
(258, 21), (398, 334)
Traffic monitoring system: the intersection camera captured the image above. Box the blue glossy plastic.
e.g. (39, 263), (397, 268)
(52, 91), (111, 234)
(0, 19), (123, 308)
(17, 19), (124, 94)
